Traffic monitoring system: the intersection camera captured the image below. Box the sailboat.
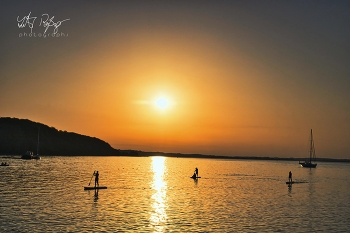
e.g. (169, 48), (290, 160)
(21, 127), (41, 160)
(299, 129), (317, 168)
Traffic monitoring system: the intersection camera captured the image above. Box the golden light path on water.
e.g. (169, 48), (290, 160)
(150, 157), (167, 232)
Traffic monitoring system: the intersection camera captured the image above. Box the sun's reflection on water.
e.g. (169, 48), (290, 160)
(150, 156), (167, 232)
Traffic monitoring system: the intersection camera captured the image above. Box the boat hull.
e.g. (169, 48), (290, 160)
(21, 155), (33, 160)
(299, 162), (317, 168)
(21, 151), (34, 160)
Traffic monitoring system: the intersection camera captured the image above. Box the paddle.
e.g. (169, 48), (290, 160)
(88, 171), (95, 186)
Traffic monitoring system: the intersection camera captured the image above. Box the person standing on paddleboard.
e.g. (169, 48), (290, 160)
(94, 171), (99, 187)
(288, 171), (292, 183)
(195, 167), (198, 177)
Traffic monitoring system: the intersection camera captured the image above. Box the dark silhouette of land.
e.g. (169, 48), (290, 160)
(138, 151), (350, 163)
(0, 117), (138, 156)
(1, 117), (349, 163)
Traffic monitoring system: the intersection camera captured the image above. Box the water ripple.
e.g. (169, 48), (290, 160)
(0, 157), (349, 232)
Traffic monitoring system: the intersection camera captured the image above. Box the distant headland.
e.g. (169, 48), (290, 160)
(0, 117), (349, 163)
(0, 117), (137, 156)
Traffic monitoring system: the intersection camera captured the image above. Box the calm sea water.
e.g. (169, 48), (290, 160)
(0, 156), (349, 232)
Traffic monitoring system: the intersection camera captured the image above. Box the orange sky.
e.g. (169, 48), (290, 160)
(1, 1), (349, 158)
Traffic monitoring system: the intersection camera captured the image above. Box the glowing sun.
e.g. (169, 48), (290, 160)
(155, 97), (169, 109)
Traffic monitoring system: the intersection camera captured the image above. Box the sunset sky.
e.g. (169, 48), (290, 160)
(1, 1), (349, 159)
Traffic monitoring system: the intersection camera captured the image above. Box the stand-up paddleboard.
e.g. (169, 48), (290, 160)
(190, 176), (201, 179)
(286, 181), (307, 185)
(84, 186), (107, 190)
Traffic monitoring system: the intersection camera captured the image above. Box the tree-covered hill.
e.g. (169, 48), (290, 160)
(0, 117), (137, 156)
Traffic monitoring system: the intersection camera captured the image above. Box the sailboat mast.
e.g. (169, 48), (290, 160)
(36, 127), (40, 155)
(309, 129), (313, 163)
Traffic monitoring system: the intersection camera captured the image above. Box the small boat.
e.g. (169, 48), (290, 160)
(84, 186), (107, 190)
(21, 128), (41, 160)
(21, 151), (34, 160)
(299, 129), (317, 168)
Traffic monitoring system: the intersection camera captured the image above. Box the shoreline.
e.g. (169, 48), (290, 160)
(142, 152), (350, 163)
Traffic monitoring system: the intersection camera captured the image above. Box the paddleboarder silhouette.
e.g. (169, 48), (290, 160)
(94, 171), (99, 187)
(288, 171), (292, 183)
(195, 167), (198, 176)
(191, 172), (197, 179)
